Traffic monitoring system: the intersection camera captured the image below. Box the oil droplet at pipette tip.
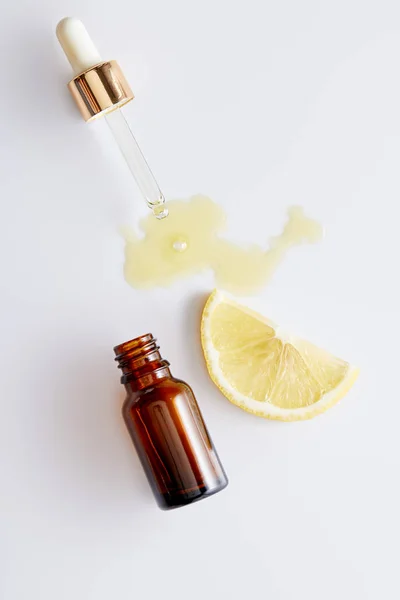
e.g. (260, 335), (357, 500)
(152, 203), (169, 219)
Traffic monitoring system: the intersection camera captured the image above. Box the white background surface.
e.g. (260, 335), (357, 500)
(1, 1), (399, 598)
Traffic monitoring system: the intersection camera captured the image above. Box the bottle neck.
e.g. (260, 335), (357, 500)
(114, 333), (171, 391)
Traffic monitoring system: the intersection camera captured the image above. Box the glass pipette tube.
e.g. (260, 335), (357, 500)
(105, 110), (168, 219)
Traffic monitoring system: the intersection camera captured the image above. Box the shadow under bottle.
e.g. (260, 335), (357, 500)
(114, 334), (228, 510)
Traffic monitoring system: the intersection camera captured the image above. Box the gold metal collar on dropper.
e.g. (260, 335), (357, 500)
(68, 60), (134, 122)
(56, 17), (168, 218)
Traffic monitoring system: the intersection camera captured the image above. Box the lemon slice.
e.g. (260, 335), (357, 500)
(201, 290), (359, 421)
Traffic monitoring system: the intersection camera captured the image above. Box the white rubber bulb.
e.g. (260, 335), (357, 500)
(56, 17), (102, 75)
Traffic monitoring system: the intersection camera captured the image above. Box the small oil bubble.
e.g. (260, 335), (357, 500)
(172, 238), (188, 252)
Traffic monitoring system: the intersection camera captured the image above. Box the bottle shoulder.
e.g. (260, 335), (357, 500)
(123, 377), (193, 411)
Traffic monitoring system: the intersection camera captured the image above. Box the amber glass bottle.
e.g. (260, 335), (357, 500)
(114, 334), (228, 510)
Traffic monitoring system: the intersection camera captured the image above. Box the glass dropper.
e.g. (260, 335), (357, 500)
(56, 17), (168, 219)
(105, 109), (167, 218)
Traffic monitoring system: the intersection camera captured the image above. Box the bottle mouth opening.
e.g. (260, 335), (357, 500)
(114, 333), (155, 360)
